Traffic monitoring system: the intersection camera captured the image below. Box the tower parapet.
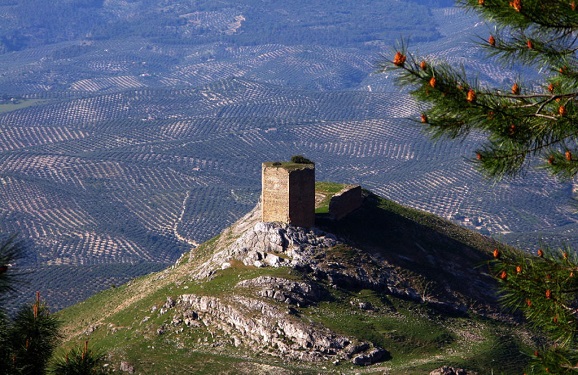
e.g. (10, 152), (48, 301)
(261, 161), (315, 228)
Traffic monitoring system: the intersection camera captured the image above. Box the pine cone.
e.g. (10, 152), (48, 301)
(510, 0), (522, 12)
(488, 35), (496, 47)
(511, 82), (520, 95)
(466, 89), (476, 103)
(393, 51), (406, 67)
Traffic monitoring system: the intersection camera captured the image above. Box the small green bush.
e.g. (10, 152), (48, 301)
(290, 155), (314, 165)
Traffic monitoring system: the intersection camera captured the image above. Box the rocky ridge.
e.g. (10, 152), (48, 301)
(144, 202), (501, 366)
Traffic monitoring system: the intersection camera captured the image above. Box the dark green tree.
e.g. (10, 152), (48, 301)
(0, 237), (61, 375)
(290, 155), (315, 165)
(491, 246), (578, 373)
(383, 0), (578, 180)
(0, 236), (24, 375)
(0, 235), (23, 297)
(383, 1), (578, 373)
(50, 341), (109, 375)
(8, 292), (61, 375)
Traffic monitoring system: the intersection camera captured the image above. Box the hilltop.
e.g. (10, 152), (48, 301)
(2, 1), (576, 315)
(56, 183), (534, 374)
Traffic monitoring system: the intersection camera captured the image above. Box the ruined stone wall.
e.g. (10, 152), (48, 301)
(261, 163), (315, 227)
(329, 185), (362, 220)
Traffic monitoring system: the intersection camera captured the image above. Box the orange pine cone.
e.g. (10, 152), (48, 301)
(527, 39), (533, 49)
(500, 270), (507, 280)
(493, 248), (500, 259)
(429, 76), (436, 88)
(526, 299), (532, 307)
(559, 105), (567, 117)
(546, 289), (552, 299)
(572, 1), (576, 11)
(476, 152), (483, 161)
(420, 114), (428, 123)
(511, 82), (520, 95)
(510, 0), (522, 12)
(420, 61), (427, 70)
(488, 35), (496, 47)
(538, 249), (544, 257)
(516, 265), (522, 274)
(566, 150), (572, 161)
(509, 124), (516, 136)
(548, 83), (555, 93)
(563, 251), (568, 260)
(548, 155), (555, 165)
(466, 89), (476, 103)
(478, 0), (485, 5)
(393, 51), (406, 67)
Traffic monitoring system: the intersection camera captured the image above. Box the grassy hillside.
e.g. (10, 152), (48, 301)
(55, 185), (534, 374)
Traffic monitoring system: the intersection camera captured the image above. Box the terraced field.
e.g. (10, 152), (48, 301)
(1, 1), (576, 310)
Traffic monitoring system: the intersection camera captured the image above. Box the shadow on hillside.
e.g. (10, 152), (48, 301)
(316, 191), (500, 311)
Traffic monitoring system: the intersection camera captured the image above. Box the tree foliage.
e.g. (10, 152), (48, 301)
(491, 247), (578, 373)
(384, 1), (578, 373)
(0, 235), (23, 299)
(50, 341), (109, 375)
(7, 292), (61, 375)
(382, 0), (578, 180)
(0, 238), (61, 375)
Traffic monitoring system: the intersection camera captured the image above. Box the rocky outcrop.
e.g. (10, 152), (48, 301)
(173, 204), (499, 367)
(157, 293), (384, 364)
(430, 366), (477, 375)
(236, 276), (326, 307)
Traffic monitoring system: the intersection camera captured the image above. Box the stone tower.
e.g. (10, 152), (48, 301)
(261, 161), (315, 228)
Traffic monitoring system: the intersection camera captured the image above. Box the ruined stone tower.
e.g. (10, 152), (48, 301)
(261, 161), (315, 228)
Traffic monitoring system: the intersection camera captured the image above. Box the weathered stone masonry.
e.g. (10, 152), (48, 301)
(261, 162), (315, 228)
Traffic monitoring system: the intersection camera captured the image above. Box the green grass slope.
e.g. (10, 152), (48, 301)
(55, 185), (534, 374)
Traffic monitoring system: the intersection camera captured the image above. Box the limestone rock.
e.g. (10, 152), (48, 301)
(176, 293), (370, 363)
(351, 347), (389, 366)
(236, 276), (325, 306)
(120, 361), (135, 373)
(430, 366), (476, 375)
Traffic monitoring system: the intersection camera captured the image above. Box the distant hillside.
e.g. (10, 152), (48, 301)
(55, 185), (534, 374)
(0, 0), (440, 53)
(1, 1), (576, 315)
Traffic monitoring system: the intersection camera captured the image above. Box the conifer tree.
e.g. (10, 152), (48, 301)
(491, 246), (578, 373)
(383, 0), (578, 180)
(50, 340), (109, 375)
(383, 1), (578, 373)
(8, 292), (61, 375)
(0, 237), (61, 375)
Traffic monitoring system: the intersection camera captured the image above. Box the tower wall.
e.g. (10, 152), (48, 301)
(261, 162), (315, 227)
